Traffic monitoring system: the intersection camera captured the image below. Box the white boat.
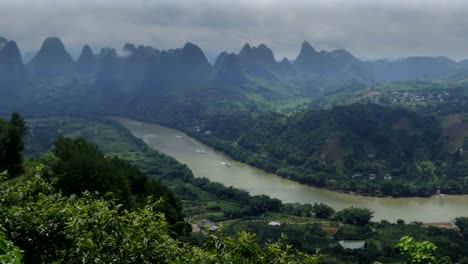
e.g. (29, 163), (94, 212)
(196, 149), (205, 154)
(175, 135), (182, 138)
(221, 162), (232, 167)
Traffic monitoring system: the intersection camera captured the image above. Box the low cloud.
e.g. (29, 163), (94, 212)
(1, 0), (468, 61)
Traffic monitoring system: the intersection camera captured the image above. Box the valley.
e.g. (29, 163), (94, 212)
(3, 34), (468, 263)
(19, 114), (468, 262)
(4, 1), (468, 262)
(117, 117), (468, 223)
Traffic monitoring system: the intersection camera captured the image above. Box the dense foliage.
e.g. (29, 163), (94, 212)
(178, 103), (468, 196)
(0, 113), (27, 177)
(334, 207), (374, 226)
(312, 203), (335, 220)
(3, 169), (460, 263)
(0, 226), (22, 264)
(49, 137), (189, 235)
(0, 166), (322, 264)
(2, 33), (468, 263)
(24, 117), (285, 221)
(0, 115), (324, 263)
(455, 217), (468, 239)
(395, 236), (451, 264)
(5, 114), (468, 263)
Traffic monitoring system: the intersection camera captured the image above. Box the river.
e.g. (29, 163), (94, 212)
(116, 117), (468, 223)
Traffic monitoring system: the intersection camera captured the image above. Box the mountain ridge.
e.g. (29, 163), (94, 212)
(3, 36), (468, 116)
(9, 36), (468, 85)
(28, 37), (74, 78)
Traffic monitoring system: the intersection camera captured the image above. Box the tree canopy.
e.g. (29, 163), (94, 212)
(395, 236), (451, 264)
(334, 207), (373, 225)
(0, 112), (26, 177)
(49, 136), (186, 231)
(0, 168), (322, 263)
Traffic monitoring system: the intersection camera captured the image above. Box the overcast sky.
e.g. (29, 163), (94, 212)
(1, 0), (468, 62)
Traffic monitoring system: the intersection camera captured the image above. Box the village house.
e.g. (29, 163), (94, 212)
(383, 174), (393, 180)
(268, 221), (282, 227)
(200, 219), (220, 232)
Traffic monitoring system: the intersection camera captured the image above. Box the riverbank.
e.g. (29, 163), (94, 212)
(183, 130), (455, 198)
(116, 117), (468, 223)
(118, 115), (458, 198)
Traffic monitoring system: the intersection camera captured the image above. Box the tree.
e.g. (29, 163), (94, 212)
(8, 113), (26, 135)
(396, 236), (450, 264)
(0, 171), (322, 263)
(0, 227), (23, 264)
(0, 113), (26, 177)
(335, 207), (373, 225)
(454, 217), (468, 238)
(249, 194), (282, 214)
(312, 203), (335, 219)
(49, 137), (188, 234)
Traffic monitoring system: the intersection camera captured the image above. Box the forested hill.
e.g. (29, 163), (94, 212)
(195, 103), (468, 196)
(238, 104), (440, 166)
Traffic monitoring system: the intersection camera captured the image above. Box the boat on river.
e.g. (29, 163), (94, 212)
(116, 117), (468, 223)
(221, 162), (232, 167)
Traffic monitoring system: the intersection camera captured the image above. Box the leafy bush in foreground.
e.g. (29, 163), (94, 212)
(0, 168), (322, 263)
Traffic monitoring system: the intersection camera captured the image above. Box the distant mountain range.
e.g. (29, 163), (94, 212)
(4, 36), (468, 197)
(2, 36), (468, 114)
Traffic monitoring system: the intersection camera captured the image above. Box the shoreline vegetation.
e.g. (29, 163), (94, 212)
(122, 113), (462, 199)
(119, 115), (462, 199)
(24, 114), (466, 216)
(12, 113), (468, 263)
(8, 111), (456, 200)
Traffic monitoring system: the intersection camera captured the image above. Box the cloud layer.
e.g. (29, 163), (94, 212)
(2, 0), (468, 61)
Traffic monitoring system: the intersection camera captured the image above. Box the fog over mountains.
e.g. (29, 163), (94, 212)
(2, 36), (468, 85)
(2, 35), (468, 115)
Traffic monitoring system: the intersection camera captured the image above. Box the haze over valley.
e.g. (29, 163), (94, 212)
(2, 1), (468, 263)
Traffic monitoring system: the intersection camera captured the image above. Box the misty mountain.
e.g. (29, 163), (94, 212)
(0, 38), (26, 99)
(238, 43), (277, 68)
(457, 59), (468, 70)
(28, 37), (74, 78)
(369, 56), (461, 81)
(10, 36), (468, 89)
(159, 42), (213, 84)
(0, 37), (7, 50)
(3, 36), (468, 116)
(293, 41), (370, 82)
(214, 52), (247, 86)
(75, 45), (97, 75)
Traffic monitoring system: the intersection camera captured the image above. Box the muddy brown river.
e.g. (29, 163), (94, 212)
(117, 117), (468, 223)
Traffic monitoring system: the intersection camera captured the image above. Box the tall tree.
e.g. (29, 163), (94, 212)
(4, 113), (26, 176)
(0, 113), (26, 177)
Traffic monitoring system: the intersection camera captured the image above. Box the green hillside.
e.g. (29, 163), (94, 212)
(187, 103), (468, 197)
